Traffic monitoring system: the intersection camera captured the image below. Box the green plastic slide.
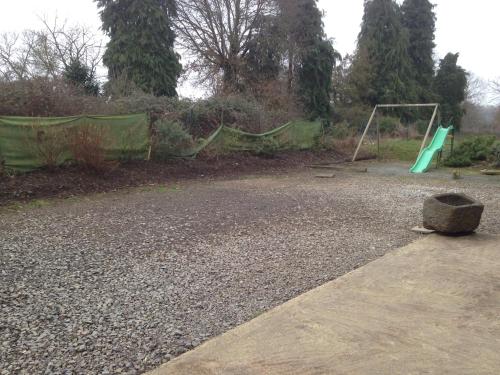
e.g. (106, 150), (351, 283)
(410, 126), (453, 174)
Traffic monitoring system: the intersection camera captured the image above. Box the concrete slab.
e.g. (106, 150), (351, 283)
(148, 234), (500, 375)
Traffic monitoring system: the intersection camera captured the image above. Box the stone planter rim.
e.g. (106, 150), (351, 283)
(430, 193), (483, 209)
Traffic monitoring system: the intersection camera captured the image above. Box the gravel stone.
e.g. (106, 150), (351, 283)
(1, 162), (499, 374)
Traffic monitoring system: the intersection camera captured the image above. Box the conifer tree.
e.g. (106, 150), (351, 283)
(350, 0), (416, 105)
(95, 0), (181, 97)
(401, 0), (436, 101)
(434, 53), (468, 129)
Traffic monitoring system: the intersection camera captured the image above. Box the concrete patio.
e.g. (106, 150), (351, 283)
(148, 234), (500, 375)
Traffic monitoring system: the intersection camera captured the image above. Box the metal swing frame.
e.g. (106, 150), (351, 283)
(352, 103), (440, 162)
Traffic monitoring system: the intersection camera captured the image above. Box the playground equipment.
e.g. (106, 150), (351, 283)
(352, 103), (454, 173)
(409, 125), (454, 173)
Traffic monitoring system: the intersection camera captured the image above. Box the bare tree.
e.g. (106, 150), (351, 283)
(491, 78), (500, 102)
(0, 32), (36, 80)
(38, 17), (103, 78)
(174, 0), (275, 92)
(466, 74), (487, 104)
(0, 17), (103, 82)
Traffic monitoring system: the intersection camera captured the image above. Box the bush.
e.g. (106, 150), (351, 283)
(378, 116), (399, 136)
(0, 78), (106, 117)
(444, 153), (472, 167)
(153, 119), (194, 160)
(67, 124), (116, 174)
(445, 135), (497, 167)
(335, 105), (372, 132)
(179, 95), (265, 137)
(328, 121), (352, 140)
(23, 122), (67, 169)
(415, 120), (430, 135)
(254, 137), (280, 158)
(490, 142), (500, 168)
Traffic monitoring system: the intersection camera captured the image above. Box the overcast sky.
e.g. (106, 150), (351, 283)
(1, 0), (498, 101)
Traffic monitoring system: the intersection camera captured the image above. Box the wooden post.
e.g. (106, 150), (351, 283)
(450, 127), (455, 156)
(418, 104), (439, 157)
(352, 105), (378, 162)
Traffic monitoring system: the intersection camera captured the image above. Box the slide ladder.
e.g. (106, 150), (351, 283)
(410, 126), (453, 174)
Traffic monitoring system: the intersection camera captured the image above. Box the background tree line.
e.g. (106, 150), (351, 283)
(0, 0), (498, 135)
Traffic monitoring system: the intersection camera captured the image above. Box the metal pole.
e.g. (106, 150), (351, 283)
(352, 105), (378, 162)
(418, 104), (439, 157)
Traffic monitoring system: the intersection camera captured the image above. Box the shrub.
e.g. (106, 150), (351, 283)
(378, 116), (399, 136)
(0, 78), (106, 117)
(328, 121), (352, 140)
(415, 120), (430, 135)
(490, 142), (500, 168)
(335, 105), (372, 132)
(23, 122), (67, 169)
(152, 119), (194, 160)
(179, 95), (265, 137)
(254, 137), (280, 158)
(67, 124), (116, 174)
(444, 153), (472, 167)
(445, 135), (497, 167)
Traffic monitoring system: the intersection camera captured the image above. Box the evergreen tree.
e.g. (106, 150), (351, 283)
(95, 0), (181, 97)
(277, 0), (340, 119)
(401, 0), (436, 101)
(434, 53), (468, 129)
(351, 0), (416, 105)
(243, 14), (284, 86)
(64, 60), (100, 96)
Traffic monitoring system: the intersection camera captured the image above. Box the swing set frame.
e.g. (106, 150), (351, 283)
(352, 103), (440, 162)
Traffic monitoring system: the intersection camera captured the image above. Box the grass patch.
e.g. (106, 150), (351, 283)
(367, 138), (424, 162)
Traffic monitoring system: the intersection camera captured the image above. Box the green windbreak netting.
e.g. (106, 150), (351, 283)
(180, 120), (323, 157)
(0, 114), (150, 171)
(0, 116), (322, 172)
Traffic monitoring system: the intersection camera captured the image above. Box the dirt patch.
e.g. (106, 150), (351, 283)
(0, 151), (346, 207)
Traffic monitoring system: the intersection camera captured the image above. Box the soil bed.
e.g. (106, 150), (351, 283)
(0, 151), (345, 207)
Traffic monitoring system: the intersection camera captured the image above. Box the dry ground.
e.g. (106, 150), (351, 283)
(1, 162), (499, 374)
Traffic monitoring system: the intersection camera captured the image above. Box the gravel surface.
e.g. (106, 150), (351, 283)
(1, 162), (500, 374)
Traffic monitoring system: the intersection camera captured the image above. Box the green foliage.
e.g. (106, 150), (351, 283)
(96, 0), (181, 97)
(254, 136), (280, 158)
(434, 53), (468, 130)
(378, 116), (400, 135)
(415, 119), (430, 135)
(328, 121), (352, 140)
(401, 0), (436, 101)
(445, 135), (496, 166)
(444, 153), (472, 168)
(490, 142), (500, 168)
(335, 105), (372, 132)
(244, 15), (284, 85)
(351, 0), (416, 105)
(277, 0), (340, 120)
(64, 60), (100, 96)
(153, 119), (194, 159)
(298, 39), (339, 119)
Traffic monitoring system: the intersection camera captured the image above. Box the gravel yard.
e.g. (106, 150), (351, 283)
(1, 162), (500, 374)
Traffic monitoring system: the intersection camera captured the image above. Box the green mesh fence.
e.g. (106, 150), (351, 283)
(181, 120), (323, 157)
(0, 115), (322, 172)
(0, 114), (150, 172)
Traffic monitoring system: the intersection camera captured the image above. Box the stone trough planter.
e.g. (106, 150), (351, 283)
(423, 193), (484, 235)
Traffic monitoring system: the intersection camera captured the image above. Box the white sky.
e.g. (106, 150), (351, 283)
(1, 0), (499, 101)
